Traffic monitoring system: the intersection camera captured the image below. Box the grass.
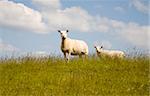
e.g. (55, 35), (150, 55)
(0, 56), (149, 96)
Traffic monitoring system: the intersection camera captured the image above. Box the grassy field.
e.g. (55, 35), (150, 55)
(0, 56), (149, 96)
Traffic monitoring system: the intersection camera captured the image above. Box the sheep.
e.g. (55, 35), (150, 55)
(58, 30), (88, 61)
(94, 46), (125, 58)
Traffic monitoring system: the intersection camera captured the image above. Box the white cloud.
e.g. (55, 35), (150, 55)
(97, 17), (149, 49)
(31, 0), (113, 33)
(32, 0), (61, 11)
(60, 7), (93, 32)
(0, 0), (47, 33)
(110, 20), (125, 29)
(39, 6), (94, 32)
(93, 19), (149, 49)
(93, 16), (111, 32)
(109, 19), (149, 48)
(120, 23), (149, 48)
(132, 0), (149, 14)
(93, 17), (149, 48)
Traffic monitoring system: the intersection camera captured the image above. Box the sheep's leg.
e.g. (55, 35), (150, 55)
(84, 54), (88, 59)
(80, 52), (88, 59)
(79, 55), (85, 62)
(79, 55), (82, 58)
(64, 52), (69, 62)
(63, 52), (67, 60)
(67, 52), (71, 62)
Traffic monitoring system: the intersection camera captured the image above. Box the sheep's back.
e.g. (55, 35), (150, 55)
(99, 50), (124, 58)
(72, 40), (88, 52)
(65, 39), (88, 54)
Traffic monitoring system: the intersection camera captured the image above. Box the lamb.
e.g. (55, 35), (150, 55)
(94, 46), (125, 58)
(58, 30), (88, 61)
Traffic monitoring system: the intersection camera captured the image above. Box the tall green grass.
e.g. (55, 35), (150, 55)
(0, 56), (149, 96)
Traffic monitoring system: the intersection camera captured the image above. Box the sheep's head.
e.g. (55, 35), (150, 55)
(94, 46), (103, 53)
(58, 30), (69, 39)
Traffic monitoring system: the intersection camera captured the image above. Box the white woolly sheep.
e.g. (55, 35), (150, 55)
(58, 30), (88, 61)
(94, 46), (125, 58)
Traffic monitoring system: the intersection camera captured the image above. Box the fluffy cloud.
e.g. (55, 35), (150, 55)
(121, 23), (149, 48)
(132, 0), (149, 14)
(94, 17), (149, 48)
(43, 7), (94, 32)
(32, 0), (94, 32)
(32, 0), (110, 32)
(0, 0), (47, 33)
(32, 0), (61, 11)
(109, 19), (149, 48)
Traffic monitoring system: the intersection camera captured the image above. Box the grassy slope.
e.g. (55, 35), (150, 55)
(0, 57), (149, 96)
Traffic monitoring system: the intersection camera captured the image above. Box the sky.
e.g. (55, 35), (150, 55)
(0, 0), (149, 57)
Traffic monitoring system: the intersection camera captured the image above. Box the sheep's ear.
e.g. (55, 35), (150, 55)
(58, 30), (61, 33)
(66, 30), (69, 33)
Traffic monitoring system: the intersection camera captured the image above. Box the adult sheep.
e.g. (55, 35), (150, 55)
(94, 46), (125, 58)
(58, 30), (88, 61)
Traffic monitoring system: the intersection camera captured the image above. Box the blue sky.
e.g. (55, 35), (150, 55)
(0, 0), (149, 57)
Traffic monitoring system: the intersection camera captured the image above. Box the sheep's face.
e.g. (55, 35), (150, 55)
(94, 46), (103, 54)
(58, 30), (69, 39)
(94, 46), (100, 53)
